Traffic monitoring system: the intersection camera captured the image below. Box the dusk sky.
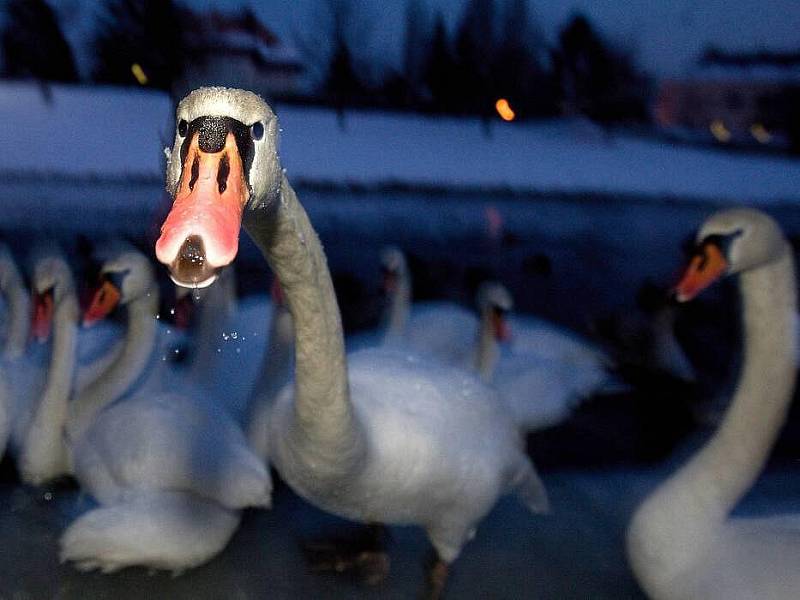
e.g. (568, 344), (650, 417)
(51, 0), (800, 77)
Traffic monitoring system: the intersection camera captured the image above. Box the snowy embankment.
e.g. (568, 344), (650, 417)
(2, 81), (800, 204)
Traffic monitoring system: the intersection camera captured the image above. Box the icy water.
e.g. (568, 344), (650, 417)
(1, 180), (800, 598)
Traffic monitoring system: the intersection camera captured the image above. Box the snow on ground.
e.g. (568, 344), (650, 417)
(2, 81), (799, 204)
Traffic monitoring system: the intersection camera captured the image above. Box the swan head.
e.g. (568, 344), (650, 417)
(476, 282), (513, 341)
(31, 251), (75, 342)
(83, 245), (155, 326)
(675, 208), (787, 302)
(156, 87), (280, 289)
(380, 246), (408, 294)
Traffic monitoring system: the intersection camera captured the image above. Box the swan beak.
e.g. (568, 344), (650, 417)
(493, 308), (511, 342)
(381, 269), (398, 294)
(83, 279), (122, 327)
(155, 130), (249, 289)
(674, 242), (728, 302)
(32, 289), (54, 343)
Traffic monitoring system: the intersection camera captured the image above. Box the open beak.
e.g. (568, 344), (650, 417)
(674, 242), (728, 302)
(32, 289), (54, 342)
(83, 278), (122, 327)
(155, 129), (249, 289)
(492, 309), (511, 342)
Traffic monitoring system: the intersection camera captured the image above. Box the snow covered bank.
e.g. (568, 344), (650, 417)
(2, 82), (800, 204)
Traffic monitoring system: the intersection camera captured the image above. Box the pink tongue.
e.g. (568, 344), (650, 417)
(155, 178), (243, 270)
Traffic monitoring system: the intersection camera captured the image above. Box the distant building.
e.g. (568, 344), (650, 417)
(653, 50), (800, 148)
(175, 8), (306, 100)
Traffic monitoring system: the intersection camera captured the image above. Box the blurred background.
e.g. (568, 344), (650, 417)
(0, 0), (799, 598)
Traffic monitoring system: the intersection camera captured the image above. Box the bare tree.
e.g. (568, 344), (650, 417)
(1, 0), (78, 83)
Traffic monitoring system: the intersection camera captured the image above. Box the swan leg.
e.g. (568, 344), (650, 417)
(424, 554), (450, 600)
(302, 523), (390, 585)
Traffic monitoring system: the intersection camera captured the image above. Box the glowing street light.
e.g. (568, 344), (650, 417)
(131, 63), (149, 86)
(495, 98), (515, 122)
(750, 123), (772, 144)
(709, 119), (731, 143)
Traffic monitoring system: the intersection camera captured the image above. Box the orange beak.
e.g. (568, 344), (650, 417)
(382, 270), (398, 295)
(493, 310), (511, 342)
(155, 130), (249, 287)
(83, 279), (122, 326)
(674, 242), (728, 302)
(32, 290), (54, 342)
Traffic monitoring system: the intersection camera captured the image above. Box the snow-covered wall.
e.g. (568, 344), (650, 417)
(2, 81), (800, 204)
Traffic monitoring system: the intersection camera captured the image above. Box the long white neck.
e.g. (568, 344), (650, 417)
(19, 294), (78, 484)
(381, 269), (411, 343)
(628, 247), (797, 585)
(0, 261), (30, 360)
(244, 176), (365, 482)
(66, 286), (159, 441)
(473, 309), (499, 382)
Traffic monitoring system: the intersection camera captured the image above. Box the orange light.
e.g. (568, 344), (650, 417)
(750, 123), (772, 144)
(495, 98), (515, 122)
(710, 119), (731, 143)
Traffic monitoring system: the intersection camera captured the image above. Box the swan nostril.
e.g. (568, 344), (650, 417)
(174, 235), (215, 285)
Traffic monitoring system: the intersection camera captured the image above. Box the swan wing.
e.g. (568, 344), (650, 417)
(73, 393), (271, 510)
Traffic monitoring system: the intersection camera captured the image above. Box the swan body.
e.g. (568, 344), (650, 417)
(626, 208), (800, 600)
(57, 244), (270, 573)
(269, 347), (545, 560)
(155, 87), (548, 589)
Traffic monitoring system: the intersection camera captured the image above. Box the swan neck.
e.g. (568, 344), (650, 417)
(244, 176), (364, 476)
(629, 248), (797, 582)
(382, 270), (411, 342)
(1, 270), (30, 359)
(474, 309), (498, 381)
(21, 296), (78, 482)
(68, 287), (159, 440)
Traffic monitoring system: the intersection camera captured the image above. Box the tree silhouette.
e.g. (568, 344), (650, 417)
(492, 0), (556, 117)
(422, 14), (460, 113)
(554, 14), (649, 123)
(91, 0), (187, 91)
(452, 0), (497, 116)
(1, 0), (78, 82)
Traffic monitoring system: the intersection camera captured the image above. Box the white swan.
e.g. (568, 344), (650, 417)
(154, 87), (548, 595)
(626, 208), (800, 599)
(53, 244), (270, 573)
(14, 250), (78, 484)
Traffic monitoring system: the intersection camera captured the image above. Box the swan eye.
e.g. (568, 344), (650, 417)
(178, 119), (188, 137)
(251, 121), (264, 141)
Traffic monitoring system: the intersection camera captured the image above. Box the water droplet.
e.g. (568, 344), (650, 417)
(169, 308), (175, 315)
(43, 492), (53, 501)
(231, 331), (238, 340)
(236, 348), (241, 354)
(155, 314), (161, 320)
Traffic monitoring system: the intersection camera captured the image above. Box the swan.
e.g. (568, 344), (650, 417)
(377, 253), (613, 431)
(626, 208), (800, 599)
(51, 244), (270, 573)
(154, 87), (548, 596)
(14, 249), (78, 484)
(372, 246), (484, 363)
